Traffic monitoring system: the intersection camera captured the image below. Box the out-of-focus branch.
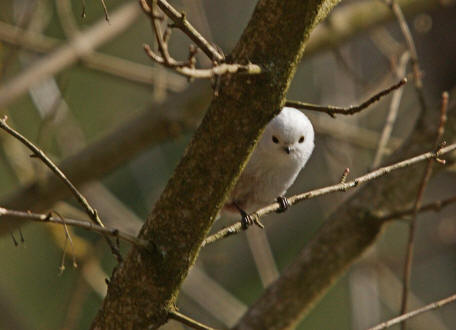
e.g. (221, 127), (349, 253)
(0, 1), (141, 109)
(203, 143), (456, 246)
(317, 115), (403, 151)
(371, 52), (410, 169)
(0, 207), (148, 248)
(286, 78), (406, 118)
(0, 20), (187, 89)
(368, 293), (456, 330)
(385, 0), (427, 114)
(0, 80), (210, 236)
(305, 0), (454, 57)
(377, 195), (456, 221)
(400, 92), (449, 327)
(55, 0), (79, 37)
(0, 0), (449, 92)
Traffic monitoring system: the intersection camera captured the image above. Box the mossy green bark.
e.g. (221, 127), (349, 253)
(91, 0), (341, 328)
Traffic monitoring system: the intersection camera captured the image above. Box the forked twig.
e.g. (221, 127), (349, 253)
(0, 207), (149, 249)
(0, 116), (123, 261)
(286, 78), (407, 118)
(0, 116), (103, 226)
(140, 0), (261, 79)
(141, 0), (224, 62)
(144, 44), (260, 78)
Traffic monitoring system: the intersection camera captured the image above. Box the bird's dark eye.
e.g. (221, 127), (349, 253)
(298, 136), (305, 143)
(272, 136), (279, 144)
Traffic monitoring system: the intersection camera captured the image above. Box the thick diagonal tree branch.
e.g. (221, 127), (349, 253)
(90, 0), (341, 328)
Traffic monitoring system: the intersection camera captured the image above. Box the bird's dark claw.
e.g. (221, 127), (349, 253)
(233, 201), (264, 229)
(241, 212), (254, 229)
(276, 196), (290, 213)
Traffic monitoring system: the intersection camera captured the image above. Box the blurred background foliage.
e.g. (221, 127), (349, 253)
(0, 0), (455, 329)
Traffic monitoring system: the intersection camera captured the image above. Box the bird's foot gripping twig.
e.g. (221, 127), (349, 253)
(241, 211), (263, 229)
(233, 202), (264, 229)
(276, 196), (290, 213)
(240, 213), (252, 230)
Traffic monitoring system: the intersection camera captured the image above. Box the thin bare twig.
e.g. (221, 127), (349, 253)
(141, 0), (260, 79)
(182, 1), (214, 68)
(144, 44), (260, 78)
(150, 0), (224, 63)
(368, 293), (456, 330)
(385, 0), (427, 113)
(400, 91), (449, 327)
(203, 142), (456, 246)
(339, 167), (350, 184)
(285, 78), (407, 118)
(168, 310), (215, 330)
(371, 52), (410, 169)
(0, 116), (123, 261)
(144, 0), (182, 68)
(0, 0), (39, 81)
(0, 81), (206, 237)
(0, 207), (149, 249)
(377, 195), (456, 222)
(0, 116), (103, 227)
(99, 0), (110, 22)
(55, 0), (79, 37)
(53, 210), (78, 274)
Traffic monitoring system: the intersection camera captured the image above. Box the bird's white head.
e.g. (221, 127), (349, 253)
(257, 107), (314, 166)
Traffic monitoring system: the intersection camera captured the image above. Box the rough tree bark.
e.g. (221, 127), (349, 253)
(90, 0), (341, 328)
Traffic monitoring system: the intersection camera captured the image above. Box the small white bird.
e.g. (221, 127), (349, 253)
(223, 107), (315, 227)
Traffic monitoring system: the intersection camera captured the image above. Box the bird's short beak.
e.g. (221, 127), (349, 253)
(284, 146), (292, 154)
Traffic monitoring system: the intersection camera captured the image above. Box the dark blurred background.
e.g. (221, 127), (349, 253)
(0, 0), (455, 329)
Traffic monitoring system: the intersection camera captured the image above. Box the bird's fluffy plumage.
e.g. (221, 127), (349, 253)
(223, 107), (314, 216)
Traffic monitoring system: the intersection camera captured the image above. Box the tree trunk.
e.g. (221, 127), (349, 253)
(91, 0), (341, 328)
